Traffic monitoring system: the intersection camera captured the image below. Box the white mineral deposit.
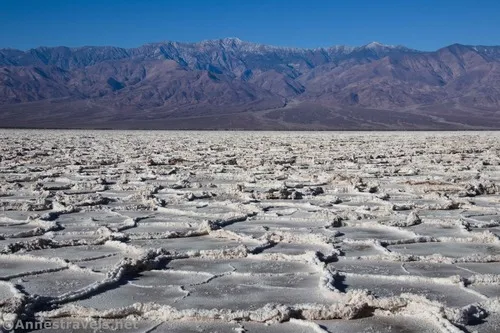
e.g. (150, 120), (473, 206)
(0, 130), (499, 332)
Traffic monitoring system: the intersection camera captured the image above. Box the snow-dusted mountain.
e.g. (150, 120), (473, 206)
(1, 38), (500, 129)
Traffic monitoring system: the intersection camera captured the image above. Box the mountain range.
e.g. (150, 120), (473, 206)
(1, 38), (500, 129)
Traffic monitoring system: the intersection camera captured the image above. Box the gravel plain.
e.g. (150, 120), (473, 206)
(1, 130), (500, 333)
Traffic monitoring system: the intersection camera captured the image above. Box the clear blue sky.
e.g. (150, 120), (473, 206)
(1, 0), (499, 51)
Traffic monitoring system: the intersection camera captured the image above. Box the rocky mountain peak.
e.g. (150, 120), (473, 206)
(1, 38), (500, 129)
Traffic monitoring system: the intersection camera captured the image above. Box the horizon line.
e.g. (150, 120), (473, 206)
(1, 37), (499, 53)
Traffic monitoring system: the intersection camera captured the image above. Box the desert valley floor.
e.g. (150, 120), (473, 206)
(0, 130), (500, 333)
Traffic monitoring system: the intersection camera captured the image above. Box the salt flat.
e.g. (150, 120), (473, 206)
(0, 130), (499, 332)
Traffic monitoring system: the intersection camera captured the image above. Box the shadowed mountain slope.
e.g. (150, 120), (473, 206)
(1, 38), (500, 129)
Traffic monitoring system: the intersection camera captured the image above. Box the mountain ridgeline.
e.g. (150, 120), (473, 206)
(1, 38), (500, 129)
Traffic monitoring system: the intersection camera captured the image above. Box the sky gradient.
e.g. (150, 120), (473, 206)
(1, 0), (499, 51)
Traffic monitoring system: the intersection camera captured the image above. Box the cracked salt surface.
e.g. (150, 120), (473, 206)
(18, 269), (105, 297)
(167, 258), (318, 274)
(337, 272), (485, 307)
(128, 234), (259, 253)
(388, 242), (500, 258)
(1, 130), (500, 332)
(316, 315), (443, 332)
(0, 255), (65, 279)
(25, 244), (124, 262)
(0, 282), (15, 302)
